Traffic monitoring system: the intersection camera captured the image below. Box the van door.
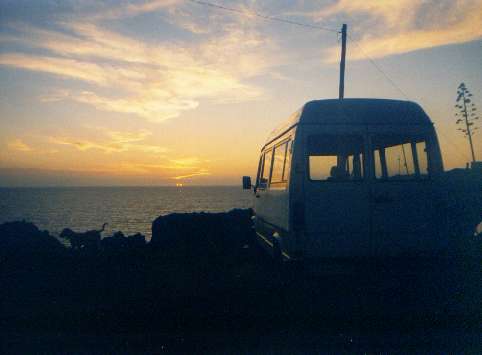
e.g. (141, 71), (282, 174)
(254, 147), (273, 237)
(254, 140), (292, 255)
(304, 133), (371, 258)
(369, 131), (440, 257)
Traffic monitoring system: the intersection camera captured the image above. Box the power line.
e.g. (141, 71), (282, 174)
(188, 2), (404, 100)
(347, 33), (410, 100)
(346, 33), (469, 162)
(341, 11), (411, 100)
(187, 0), (339, 33)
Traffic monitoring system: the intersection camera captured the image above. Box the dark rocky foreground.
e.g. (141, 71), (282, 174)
(1, 209), (481, 353)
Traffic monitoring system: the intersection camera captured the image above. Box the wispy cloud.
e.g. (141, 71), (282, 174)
(91, 0), (182, 21)
(0, 8), (276, 122)
(114, 155), (212, 177)
(0, 54), (112, 85)
(297, 0), (482, 62)
(104, 158), (211, 178)
(168, 157), (204, 168)
(7, 139), (32, 152)
(171, 169), (211, 180)
(49, 129), (167, 154)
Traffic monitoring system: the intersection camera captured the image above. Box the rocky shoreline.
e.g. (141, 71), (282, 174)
(1, 209), (481, 352)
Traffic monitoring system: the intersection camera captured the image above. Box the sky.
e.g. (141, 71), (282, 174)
(0, 0), (481, 186)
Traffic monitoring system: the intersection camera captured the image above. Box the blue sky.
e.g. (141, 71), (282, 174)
(0, 0), (481, 186)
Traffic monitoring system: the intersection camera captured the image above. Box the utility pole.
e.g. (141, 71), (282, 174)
(339, 23), (347, 100)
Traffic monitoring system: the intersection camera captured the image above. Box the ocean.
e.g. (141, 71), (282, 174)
(0, 186), (253, 239)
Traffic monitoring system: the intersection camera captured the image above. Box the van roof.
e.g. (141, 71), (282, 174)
(264, 98), (432, 146)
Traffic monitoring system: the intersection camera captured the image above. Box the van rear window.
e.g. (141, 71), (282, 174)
(308, 135), (364, 181)
(372, 135), (429, 180)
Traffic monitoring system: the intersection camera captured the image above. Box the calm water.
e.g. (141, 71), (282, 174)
(0, 186), (253, 239)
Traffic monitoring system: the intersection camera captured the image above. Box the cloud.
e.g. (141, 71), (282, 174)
(7, 139), (32, 152)
(300, 0), (482, 62)
(311, 0), (417, 28)
(117, 155), (212, 178)
(71, 90), (199, 122)
(0, 15), (275, 122)
(126, 157), (209, 171)
(106, 129), (151, 143)
(49, 129), (167, 154)
(38, 89), (71, 102)
(171, 169), (211, 180)
(168, 157), (203, 168)
(102, 157), (211, 178)
(0, 54), (111, 85)
(91, 0), (182, 20)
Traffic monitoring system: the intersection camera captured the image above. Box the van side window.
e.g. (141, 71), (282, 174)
(373, 135), (429, 180)
(307, 135), (364, 181)
(283, 141), (292, 181)
(255, 155), (264, 187)
(271, 141), (290, 183)
(260, 149), (273, 188)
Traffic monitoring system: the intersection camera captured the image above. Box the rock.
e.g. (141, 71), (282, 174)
(0, 221), (65, 257)
(150, 208), (254, 260)
(101, 231), (128, 250)
(127, 233), (146, 248)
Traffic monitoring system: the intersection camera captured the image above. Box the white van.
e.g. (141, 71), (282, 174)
(243, 99), (451, 261)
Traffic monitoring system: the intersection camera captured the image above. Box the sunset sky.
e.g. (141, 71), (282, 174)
(0, 0), (481, 186)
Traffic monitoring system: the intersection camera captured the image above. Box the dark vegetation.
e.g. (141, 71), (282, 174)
(1, 209), (481, 353)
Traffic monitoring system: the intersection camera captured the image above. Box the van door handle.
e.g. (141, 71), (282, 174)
(374, 194), (393, 203)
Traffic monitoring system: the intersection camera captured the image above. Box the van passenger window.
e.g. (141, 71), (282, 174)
(271, 143), (287, 183)
(283, 141), (292, 181)
(373, 135), (429, 180)
(256, 155), (263, 187)
(308, 135), (364, 181)
(260, 149), (273, 187)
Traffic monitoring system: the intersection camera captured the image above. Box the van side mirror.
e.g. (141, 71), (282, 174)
(242, 176), (252, 189)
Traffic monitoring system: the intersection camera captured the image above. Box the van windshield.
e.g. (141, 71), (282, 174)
(372, 134), (429, 180)
(308, 135), (364, 181)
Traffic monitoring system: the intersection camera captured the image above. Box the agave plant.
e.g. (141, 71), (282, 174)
(455, 83), (479, 163)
